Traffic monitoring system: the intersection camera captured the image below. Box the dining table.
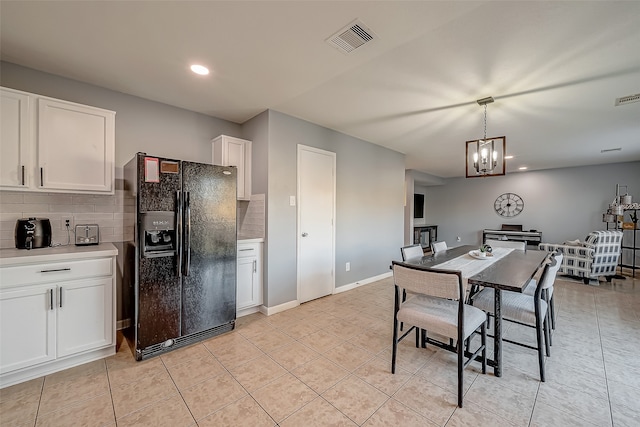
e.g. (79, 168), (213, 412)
(400, 244), (548, 377)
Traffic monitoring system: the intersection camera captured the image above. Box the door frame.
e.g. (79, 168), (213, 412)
(296, 144), (336, 302)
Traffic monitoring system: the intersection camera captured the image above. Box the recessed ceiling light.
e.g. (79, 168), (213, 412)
(190, 64), (209, 75)
(518, 166), (528, 170)
(504, 155), (514, 160)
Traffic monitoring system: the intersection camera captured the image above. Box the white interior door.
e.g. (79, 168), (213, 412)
(297, 145), (336, 303)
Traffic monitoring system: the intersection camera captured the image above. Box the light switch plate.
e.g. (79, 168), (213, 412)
(289, 196), (296, 206)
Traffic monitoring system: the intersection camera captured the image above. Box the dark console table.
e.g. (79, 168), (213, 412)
(414, 225), (438, 249)
(483, 229), (542, 247)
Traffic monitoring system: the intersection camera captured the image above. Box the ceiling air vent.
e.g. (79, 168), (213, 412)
(326, 19), (377, 54)
(615, 93), (640, 106)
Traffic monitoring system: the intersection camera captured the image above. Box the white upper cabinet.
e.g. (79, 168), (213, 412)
(212, 135), (252, 200)
(0, 87), (116, 194)
(0, 88), (31, 189)
(38, 98), (115, 193)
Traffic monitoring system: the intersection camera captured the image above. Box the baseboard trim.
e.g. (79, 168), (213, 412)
(262, 300), (300, 316)
(237, 306), (262, 318)
(334, 271), (392, 294)
(117, 318), (131, 331)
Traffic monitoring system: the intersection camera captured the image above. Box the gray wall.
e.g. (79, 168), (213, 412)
(1, 62), (407, 312)
(420, 162), (640, 266)
(264, 111), (405, 307)
(0, 61), (242, 174)
(241, 110), (270, 303)
(1, 61), (243, 322)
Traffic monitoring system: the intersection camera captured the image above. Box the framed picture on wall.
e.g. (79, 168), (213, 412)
(414, 194), (424, 218)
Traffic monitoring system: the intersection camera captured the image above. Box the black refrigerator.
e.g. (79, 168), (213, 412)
(124, 153), (237, 360)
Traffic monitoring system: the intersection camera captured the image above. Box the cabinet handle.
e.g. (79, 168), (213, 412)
(49, 289), (54, 310)
(239, 248), (253, 251)
(253, 259), (257, 273)
(40, 167), (44, 187)
(59, 287), (63, 308)
(21, 165), (25, 185)
(39, 268), (71, 273)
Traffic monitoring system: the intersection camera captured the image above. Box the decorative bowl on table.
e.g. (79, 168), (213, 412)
(469, 250), (493, 260)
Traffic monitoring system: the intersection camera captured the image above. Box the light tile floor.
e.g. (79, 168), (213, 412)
(1, 274), (639, 426)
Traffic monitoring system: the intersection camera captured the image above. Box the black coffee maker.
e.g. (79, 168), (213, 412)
(15, 218), (52, 250)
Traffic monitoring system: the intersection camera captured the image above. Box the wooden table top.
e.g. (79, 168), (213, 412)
(398, 245), (548, 293)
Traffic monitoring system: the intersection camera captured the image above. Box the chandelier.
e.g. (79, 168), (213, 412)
(465, 96), (506, 178)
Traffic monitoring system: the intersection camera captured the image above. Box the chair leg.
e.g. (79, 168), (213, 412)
(544, 317), (551, 357)
(550, 295), (556, 330)
(535, 314), (545, 382)
(392, 316), (399, 374)
(422, 329), (427, 348)
(457, 339), (464, 408)
(481, 321), (487, 374)
(544, 290), (553, 346)
(400, 289), (407, 331)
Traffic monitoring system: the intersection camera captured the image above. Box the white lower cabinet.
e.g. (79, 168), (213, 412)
(0, 285), (56, 373)
(56, 277), (113, 358)
(0, 248), (116, 388)
(237, 241), (263, 314)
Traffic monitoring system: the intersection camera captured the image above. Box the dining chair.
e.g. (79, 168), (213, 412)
(470, 253), (562, 382)
(401, 244), (424, 261)
(431, 240), (447, 253)
(524, 253), (562, 332)
(399, 244), (425, 337)
(391, 261), (487, 407)
(484, 239), (526, 251)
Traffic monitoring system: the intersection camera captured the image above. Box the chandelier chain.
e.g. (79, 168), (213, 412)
(483, 104), (487, 142)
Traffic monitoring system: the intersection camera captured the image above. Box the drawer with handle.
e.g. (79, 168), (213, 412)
(237, 244), (258, 258)
(0, 257), (113, 288)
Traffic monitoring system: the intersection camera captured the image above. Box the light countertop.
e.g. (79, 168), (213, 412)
(0, 243), (118, 267)
(238, 238), (264, 244)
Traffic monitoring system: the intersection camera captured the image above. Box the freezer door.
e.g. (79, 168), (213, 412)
(135, 154), (182, 349)
(181, 162), (237, 335)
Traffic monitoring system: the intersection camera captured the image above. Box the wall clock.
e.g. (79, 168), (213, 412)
(494, 193), (524, 217)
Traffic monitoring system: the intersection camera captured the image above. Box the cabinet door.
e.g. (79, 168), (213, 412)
(0, 285), (56, 374)
(38, 98), (115, 193)
(237, 256), (257, 310)
(225, 139), (246, 199)
(56, 277), (113, 358)
(0, 88), (31, 189)
(212, 136), (251, 200)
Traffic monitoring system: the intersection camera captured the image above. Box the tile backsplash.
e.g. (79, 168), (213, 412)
(0, 189), (135, 249)
(237, 194), (265, 239)
(0, 190), (265, 249)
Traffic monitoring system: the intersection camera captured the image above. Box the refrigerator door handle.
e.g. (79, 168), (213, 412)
(176, 191), (183, 278)
(185, 191), (191, 276)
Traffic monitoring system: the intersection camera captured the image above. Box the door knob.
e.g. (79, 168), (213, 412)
(302, 232), (308, 237)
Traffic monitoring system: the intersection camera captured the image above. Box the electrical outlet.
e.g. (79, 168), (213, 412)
(345, 262), (351, 272)
(61, 216), (74, 229)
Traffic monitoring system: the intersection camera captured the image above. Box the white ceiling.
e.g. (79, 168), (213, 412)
(2, 1), (639, 178)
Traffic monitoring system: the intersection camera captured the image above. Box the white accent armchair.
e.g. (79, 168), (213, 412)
(538, 231), (623, 284)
